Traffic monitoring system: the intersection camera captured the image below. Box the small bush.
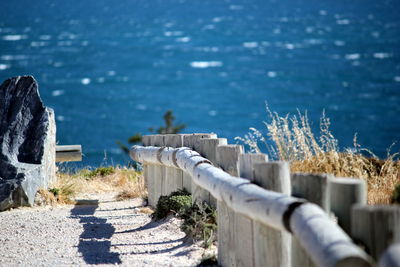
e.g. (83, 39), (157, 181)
(153, 190), (191, 220)
(47, 183), (76, 204)
(181, 203), (217, 248)
(49, 188), (60, 196)
(152, 190), (218, 248)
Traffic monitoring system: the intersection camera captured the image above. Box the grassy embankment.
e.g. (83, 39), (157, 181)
(236, 108), (400, 204)
(37, 166), (147, 205)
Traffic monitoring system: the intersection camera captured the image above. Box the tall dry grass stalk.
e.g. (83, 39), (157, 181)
(37, 167), (146, 205)
(236, 106), (400, 204)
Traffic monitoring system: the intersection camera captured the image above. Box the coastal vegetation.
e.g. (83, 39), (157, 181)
(36, 166), (146, 205)
(153, 190), (218, 249)
(236, 107), (400, 204)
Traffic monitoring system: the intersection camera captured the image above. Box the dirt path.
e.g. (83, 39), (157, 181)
(0, 193), (207, 266)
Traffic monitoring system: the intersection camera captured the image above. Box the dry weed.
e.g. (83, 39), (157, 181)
(291, 152), (400, 204)
(237, 105), (400, 204)
(38, 167), (146, 206)
(35, 188), (57, 206)
(138, 207), (154, 214)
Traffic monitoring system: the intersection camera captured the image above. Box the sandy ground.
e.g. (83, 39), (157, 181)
(0, 193), (210, 267)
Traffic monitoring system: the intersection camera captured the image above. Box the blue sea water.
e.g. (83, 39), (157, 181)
(0, 0), (399, 167)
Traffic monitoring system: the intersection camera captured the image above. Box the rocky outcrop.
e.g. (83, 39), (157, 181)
(0, 76), (56, 211)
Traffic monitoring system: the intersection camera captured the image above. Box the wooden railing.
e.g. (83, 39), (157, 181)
(130, 133), (400, 267)
(56, 145), (82, 162)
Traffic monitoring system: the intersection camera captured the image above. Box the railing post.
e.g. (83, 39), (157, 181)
(151, 135), (165, 205)
(330, 177), (367, 235)
(182, 133), (217, 200)
(234, 153), (267, 267)
(239, 153), (268, 182)
(196, 138), (227, 207)
(253, 161), (291, 267)
(351, 205), (400, 260)
(164, 134), (184, 195)
(290, 173), (332, 267)
(378, 243), (400, 267)
(217, 144), (244, 267)
(141, 135), (152, 205)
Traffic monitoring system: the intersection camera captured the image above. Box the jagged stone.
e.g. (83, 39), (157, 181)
(0, 76), (56, 211)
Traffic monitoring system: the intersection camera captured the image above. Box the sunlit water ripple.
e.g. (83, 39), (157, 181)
(0, 0), (399, 166)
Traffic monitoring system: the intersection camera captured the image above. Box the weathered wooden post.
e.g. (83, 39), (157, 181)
(378, 243), (400, 267)
(216, 144), (244, 267)
(330, 177), (367, 234)
(182, 133), (217, 198)
(196, 138), (227, 206)
(352, 205), (400, 260)
(164, 134), (184, 195)
(253, 161), (291, 267)
(151, 135), (165, 205)
(239, 153), (268, 182)
(141, 135), (153, 205)
(291, 173), (332, 211)
(291, 173), (332, 267)
(229, 153), (268, 267)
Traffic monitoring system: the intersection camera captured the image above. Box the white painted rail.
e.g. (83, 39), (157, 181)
(130, 145), (373, 267)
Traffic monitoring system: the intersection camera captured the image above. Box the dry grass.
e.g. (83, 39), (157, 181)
(37, 167), (147, 206)
(237, 105), (400, 204)
(291, 152), (400, 204)
(138, 207), (154, 214)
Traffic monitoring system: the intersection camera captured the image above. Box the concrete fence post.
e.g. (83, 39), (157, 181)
(216, 144), (244, 267)
(290, 173), (333, 267)
(351, 205), (400, 260)
(330, 177), (367, 235)
(253, 161), (291, 267)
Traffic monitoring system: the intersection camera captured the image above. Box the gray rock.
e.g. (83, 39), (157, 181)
(0, 76), (56, 211)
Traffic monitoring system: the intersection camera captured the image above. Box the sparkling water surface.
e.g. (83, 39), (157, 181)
(1, 0), (399, 166)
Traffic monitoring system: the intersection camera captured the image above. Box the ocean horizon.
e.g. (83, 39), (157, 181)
(1, 0), (399, 167)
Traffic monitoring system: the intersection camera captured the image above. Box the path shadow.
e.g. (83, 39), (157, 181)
(119, 241), (187, 255)
(70, 201), (122, 265)
(115, 219), (161, 234)
(111, 237), (185, 247)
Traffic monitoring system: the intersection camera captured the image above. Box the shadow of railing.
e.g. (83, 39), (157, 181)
(70, 201), (122, 265)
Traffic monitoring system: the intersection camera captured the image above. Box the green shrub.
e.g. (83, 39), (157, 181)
(82, 167), (116, 179)
(181, 203), (217, 248)
(48, 183), (75, 204)
(153, 189), (217, 248)
(49, 187), (60, 196)
(153, 189), (191, 220)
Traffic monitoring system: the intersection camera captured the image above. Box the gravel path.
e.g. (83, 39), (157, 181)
(0, 193), (207, 267)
